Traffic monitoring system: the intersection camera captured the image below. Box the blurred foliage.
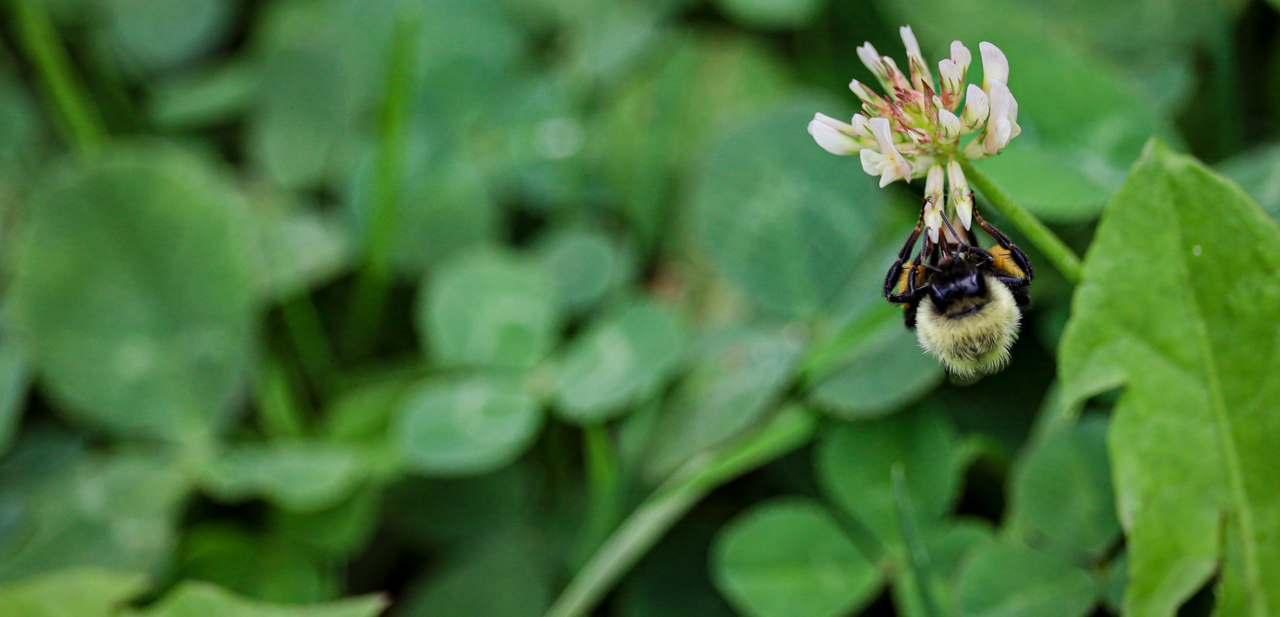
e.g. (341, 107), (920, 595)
(0, 0), (1277, 616)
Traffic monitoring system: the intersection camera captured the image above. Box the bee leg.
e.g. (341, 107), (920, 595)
(904, 301), (919, 329)
(972, 197), (1034, 288)
(884, 214), (924, 302)
(1011, 286), (1031, 307)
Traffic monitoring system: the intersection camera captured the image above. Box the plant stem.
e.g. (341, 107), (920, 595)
(574, 423), (622, 567)
(544, 407), (818, 617)
(10, 0), (107, 155)
(959, 159), (1083, 285)
(281, 294), (341, 396)
(255, 355), (307, 438)
(891, 463), (944, 617)
(344, 13), (418, 357)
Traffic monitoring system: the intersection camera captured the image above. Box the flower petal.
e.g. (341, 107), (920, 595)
(979, 42), (1009, 90)
(808, 117), (861, 155)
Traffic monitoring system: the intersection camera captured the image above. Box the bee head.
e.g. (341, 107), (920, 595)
(928, 252), (990, 310)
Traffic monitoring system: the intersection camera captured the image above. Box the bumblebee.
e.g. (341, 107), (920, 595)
(883, 194), (1033, 378)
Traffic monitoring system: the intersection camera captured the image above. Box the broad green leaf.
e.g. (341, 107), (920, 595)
(642, 328), (802, 478)
(712, 498), (881, 617)
(0, 339), (29, 457)
(177, 524), (341, 604)
(597, 33), (791, 247)
(200, 442), (367, 512)
(248, 45), (356, 188)
(11, 144), (257, 441)
(712, 0), (826, 29)
(254, 207), (355, 302)
(0, 449), (189, 582)
(0, 567), (147, 617)
(394, 375), (544, 476)
(1058, 141), (1280, 616)
(534, 230), (627, 313)
(397, 530), (550, 617)
(956, 543), (1096, 617)
(807, 305), (944, 419)
(1006, 417), (1119, 558)
(690, 102), (888, 319)
(553, 301), (688, 423)
(815, 407), (965, 546)
(418, 251), (560, 370)
(128, 581), (387, 617)
(1217, 143), (1280, 221)
(100, 0), (235, 71)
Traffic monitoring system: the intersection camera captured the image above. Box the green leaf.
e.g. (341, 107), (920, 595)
(419, 251), (560, 370)
(394, 375), (544, 476)
(254, 207), (355, 302)
(956, 543), (1096, 617)
(1006, 417), (1119, 558)
(807, 305), (944, 420)
(553, 302), (688, 424)
(712, 0), (826, 29)
(397, 530), (550, 617)
(1058, 141), (1280, 616)
(200, 442), (368, 512)
(0, 69), (43, 175)
(597, 33), (791, 247)
(0, 567), (148, 617)
(690, 101), (888, 319)
(177, 524), (341, 604)
(11, 144), (257, 441)
(0, 449), (190, 581)
(248, 45), (356, 188)
(100, 0), (235, 72)
(129, 581), (387, 617)
(149, 61), (261, 130)
(642, 328), (802, 478)
(815, 407), (965, 547)
(534, 230), (627, 314)
(323, 378), (411, 443)
(711, 498), (882, 617)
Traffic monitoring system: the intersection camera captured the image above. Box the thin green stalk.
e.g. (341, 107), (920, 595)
(544, 407), (818, 617)
(574, 424), (622, 567)
(891, 464), (944, 617)
(281, 294), (341, 396)
(9, 0), (106, 155)
(344, 13), (418, 357)
(959, 159), (1083, 285)
(255, 356), (307, 438)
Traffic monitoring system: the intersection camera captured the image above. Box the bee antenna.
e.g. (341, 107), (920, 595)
(938, 210), (966, 247)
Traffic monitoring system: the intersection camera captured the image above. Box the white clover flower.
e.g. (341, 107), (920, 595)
(807, 26), (1021, 238)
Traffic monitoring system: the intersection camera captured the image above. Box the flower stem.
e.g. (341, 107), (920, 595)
(10, 0), (107, 155)
(543, 407), (818, 617)
(959, 159), (1083, 285)
(344, 12), (418, 357)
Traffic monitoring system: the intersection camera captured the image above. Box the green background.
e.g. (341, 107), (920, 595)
(0, 0), (1278, 615)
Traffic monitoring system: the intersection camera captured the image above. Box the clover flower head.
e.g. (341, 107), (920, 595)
(808, 25), (1021, 236)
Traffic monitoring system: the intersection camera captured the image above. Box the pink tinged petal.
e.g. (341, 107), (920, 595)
(950, 41), (972, 73)
(849, 80), (888, 111)
(938, 59), (963, 108)
(881, 56), (913, 92)
(960, 84), (989, 133)
(946, 160), (973, 229)
(979, 42), (1009, 91)
(923, 198), (942, 242)
(809, 117), (861, 155)
(925, 163), (945, 200)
